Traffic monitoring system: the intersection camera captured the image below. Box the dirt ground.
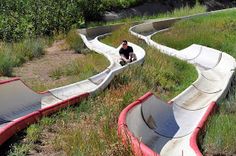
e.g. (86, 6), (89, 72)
(1, 40), (83, 91)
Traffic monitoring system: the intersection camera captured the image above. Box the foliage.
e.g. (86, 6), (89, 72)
(102, 0), (145, 10)
(65, 29), (84, 53)
(0, 0), (147, 42)
(0, 0), (83, 41)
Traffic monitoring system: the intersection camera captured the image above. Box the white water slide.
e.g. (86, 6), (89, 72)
(118, 9), (236, 156)
(0, 25), (145, 145)
(0, 8), (235, 156)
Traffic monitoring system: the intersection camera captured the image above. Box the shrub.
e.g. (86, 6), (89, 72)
(102, 0), (144, 10)
(0, 52), (13, 76)
(79, 0), (105, 22)
(65, 29), (84, 53)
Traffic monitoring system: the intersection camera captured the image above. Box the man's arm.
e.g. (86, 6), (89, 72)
(120, 54), (130, 62)
(129, 47), (136, 61)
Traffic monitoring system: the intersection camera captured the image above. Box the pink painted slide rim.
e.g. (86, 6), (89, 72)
(39, 93), (89, 116)
(190, 102), (217, 156)
(118, 91), (217, 156)
(0, 111), (41, 145)
(0, 77), (49, 94)
(118, 92), (159, 156)
(0, 93), (89, 145)
(0, 78), (90, 145)
(0, 77), (20, 85)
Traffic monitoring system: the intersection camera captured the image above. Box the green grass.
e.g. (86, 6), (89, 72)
(101, 24), (197, 98)
(8, 117), (56, 156)
(152, 9), (236, 155)
(8, 22), (197, 155)
(0, 38), (50, 76)
(152, 9), (236, 57)
(49, 52), (109, 81)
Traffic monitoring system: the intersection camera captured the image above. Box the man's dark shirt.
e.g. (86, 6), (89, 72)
(119, 46), (133, 59)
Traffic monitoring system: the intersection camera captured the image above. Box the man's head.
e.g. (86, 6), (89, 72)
(122, 40), (128, 49)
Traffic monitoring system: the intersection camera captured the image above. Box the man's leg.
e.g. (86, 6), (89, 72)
(119, 58), (127, 66)
(130, 53), (137, 62)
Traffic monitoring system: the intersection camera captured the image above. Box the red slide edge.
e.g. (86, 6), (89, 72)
(118, 92), (159, 156)
(0, 77), (20, 85)
(0, 111), (41, 145)
(0, 93), (89, 146)
(190, 102), (217, 156)
(39, 92), (89, 116)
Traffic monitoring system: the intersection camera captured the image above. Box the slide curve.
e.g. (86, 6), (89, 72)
(118, 8), (236, 156)
(0, 24), (145, 145)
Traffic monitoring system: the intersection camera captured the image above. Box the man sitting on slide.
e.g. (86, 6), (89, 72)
(119, 40), (137, 66)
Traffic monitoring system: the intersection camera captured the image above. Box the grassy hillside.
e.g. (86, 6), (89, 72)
(5, 5), (206, 156)
(6, 24), (197, 156)
(152, 9), (236, 155)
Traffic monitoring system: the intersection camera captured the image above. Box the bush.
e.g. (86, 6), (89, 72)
(0, 52), (13, 76)
(0, 0), (148, 41)
(0, 0), (84, 41)
(65, 29), (84, 53)
(79, 0), (105, 22)
(102, 0), (144, 10)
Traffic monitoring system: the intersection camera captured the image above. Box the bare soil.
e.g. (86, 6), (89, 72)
(10, 40), (83, 91)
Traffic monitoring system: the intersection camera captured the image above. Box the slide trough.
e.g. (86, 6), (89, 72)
(118, 8), (236, 156)
(0, 24), (145, 145)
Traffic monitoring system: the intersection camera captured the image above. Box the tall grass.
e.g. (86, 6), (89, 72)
(0, 38), (49, 76)
(3, 3), (206, 155)
(160, 2), (206, 18)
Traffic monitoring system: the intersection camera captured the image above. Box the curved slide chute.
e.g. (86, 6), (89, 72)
(119, 9), (236, 156)
(0, 24), (145, 145)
